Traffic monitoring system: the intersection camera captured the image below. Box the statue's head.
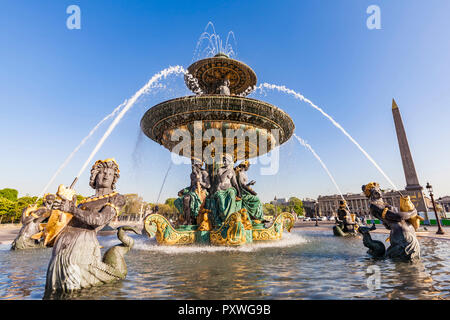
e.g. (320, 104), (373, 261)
(222, 77), (230, 86)
(362, 182), (382, 200)
(237, 160), (250, 171)
(222, 153), (234, 168)
(89, 158), (120, 190)
(339, 200), (347, 207)
(191, 158), (203, 169)
(43, 193), (56, 209)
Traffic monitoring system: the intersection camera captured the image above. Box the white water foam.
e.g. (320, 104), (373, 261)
(255, 83), (398, 191)
(131, 231), (308, 254)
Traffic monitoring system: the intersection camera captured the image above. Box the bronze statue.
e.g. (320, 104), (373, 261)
(333, 200), (358, 236)
(44, 159), (137, 295)
(175, 160), (210, 225)
(358, 223), (386, 258)
(218, 78), (231, 95)
(235, 161), (264, 223)
(210, 153), (242, 225)
(11, 194), (56, 250)
(361, 182), (422, 261)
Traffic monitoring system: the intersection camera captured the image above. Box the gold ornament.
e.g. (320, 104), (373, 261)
(364, 182), (379, 197)
(252, 212), (295, 241)
(92, 158), (120, 173)
(144, 214), (195, 245)
(400, 196), (415, 212)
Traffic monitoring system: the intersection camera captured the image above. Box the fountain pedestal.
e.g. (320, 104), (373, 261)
(144, 210), (295, 246)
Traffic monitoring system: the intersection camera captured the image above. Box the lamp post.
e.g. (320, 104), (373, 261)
(426, 182), (445, 235)
(274, 196), (278, 219)
(314, 203), (319, 227)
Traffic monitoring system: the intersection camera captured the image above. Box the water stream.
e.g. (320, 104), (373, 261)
(293, 133), (345, 201)
(255, 83), (399, 191)
(73, 66), (186, 186)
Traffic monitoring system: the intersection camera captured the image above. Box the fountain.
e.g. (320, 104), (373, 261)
(140, 53), (296, 246)
(1, 41), (449, 302)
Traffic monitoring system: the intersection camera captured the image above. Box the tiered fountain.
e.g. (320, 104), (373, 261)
(141, 53), (296, 246)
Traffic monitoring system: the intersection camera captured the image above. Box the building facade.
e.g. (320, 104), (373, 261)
(317, 189), (434, 218)
(439, 196), (450, 213)
(302, 198), (317, 217)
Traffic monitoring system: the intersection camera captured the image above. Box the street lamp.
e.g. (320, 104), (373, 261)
(426, 182), (445, 235)
(273, 196), (278, 219)
(314, 203), (319, 227)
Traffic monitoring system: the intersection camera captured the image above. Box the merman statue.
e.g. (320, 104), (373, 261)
(235, 160), (264, 223)
(11, 194), (56, 250)
(174, 160), (210, 225)
(210, 153), (242, 225)
(361, 182), (422, 261)
(357, 223), (386, 258)
(44, 159), (137, 295)
(333, 200), (358, 237)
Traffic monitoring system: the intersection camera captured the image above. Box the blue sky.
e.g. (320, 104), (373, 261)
(1, 0), (450, 203)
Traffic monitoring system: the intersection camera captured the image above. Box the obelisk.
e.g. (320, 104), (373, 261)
(392, 99), (428, 216)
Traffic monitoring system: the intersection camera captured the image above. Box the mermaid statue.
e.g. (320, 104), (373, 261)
(44, 159), (137, 296)
(210, 153), (242, 225)
(361, 182), (422, 261)
(235, 160), (264, 223)
(11, 194), (56, 250)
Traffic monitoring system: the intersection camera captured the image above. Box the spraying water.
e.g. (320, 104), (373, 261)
(131, 231), (308, 253)
(256, 83), (398, 191)
(36, 100), (127, 200)
(156, 161), (173, 204)
(293, 133), (345, 200)
(73, 66), (186, 186)
(192, 22), (237, 61)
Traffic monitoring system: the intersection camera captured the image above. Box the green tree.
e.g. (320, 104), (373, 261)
(12, 196), (38, 222)
(263, 203), (276, 216)
(0, 188), (19, 201)
(165, 198), (176, 208)
(288, 197), (304, 216)
(0, 197), (16, 223)
(158, 203), (178, 221)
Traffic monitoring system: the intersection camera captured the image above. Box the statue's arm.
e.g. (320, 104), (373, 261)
(71, 205), (116, 228)
(239, 175), (257, 195)
(66, 194), (124, 228)
(370, 203), (415, 222)
(230, 172), (241, 198)
(200, 172), (210, 189)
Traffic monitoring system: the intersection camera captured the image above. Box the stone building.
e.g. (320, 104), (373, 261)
(302, 198), (317, 217)
(270, 197), (289, 206)
(317, 190), (433, 218)
(438, 196), (450, 213)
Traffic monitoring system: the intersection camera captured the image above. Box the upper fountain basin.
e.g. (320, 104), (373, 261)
(140, 95), (295, 160)
(185, 54), (257, 96)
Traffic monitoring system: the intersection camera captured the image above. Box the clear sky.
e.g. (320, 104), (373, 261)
(1, 0), (450, 203)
